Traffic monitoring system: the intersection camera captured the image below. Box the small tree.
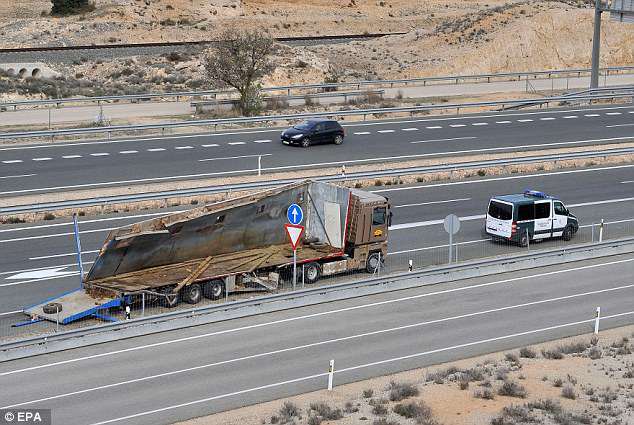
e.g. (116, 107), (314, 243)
(204, 29), (277, 116)
(51, 0), (93, 15)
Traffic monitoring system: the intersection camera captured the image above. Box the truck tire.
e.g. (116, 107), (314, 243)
(302, 262), (321, 284)
(366, 252), (383, 273)
(164, 293), (180, 308)
(203, 280), (225, 300)
(42, 303), (62, 314)
(182, 283), (202, 304)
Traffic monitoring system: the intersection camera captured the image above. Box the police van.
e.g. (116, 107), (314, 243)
(485, 190), (579, 246)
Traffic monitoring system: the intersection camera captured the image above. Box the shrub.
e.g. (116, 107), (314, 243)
(393, 401), (436, 423)
(43, 213), (56, 221)
(491, 405), (536, 425)
(4, 216), (26, 224)
(474, 388), (495, 400)
(309, 402), (343, 420)
(498, 380), (527, 398)
(278, 402), (300, 421)
(363, 388), (374, 398)
(459, 380), (469, 390)
(372, 404), (388, 415)
(561, 385), (576, 400)
(553, 378), (564, 388)
(388, 381), (419, 401)
(588, 346), (602, 360)
(344, 401), (358, 413)
(477, 169), (487, 177)
(527, 399), (562, 414)
(542, 349), (564, 360)
(558, 341), (588, 354)
(504, 352), (519, 363)
(372, 419), (400, 425)
(51, 0), (95, 15)
(307, 416), (322, 425)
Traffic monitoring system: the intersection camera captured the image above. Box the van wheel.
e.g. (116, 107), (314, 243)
(164, 293), (180, 308)
(333, 135), (344, 145)
(204, 279), (225, 300)
(182, 283), (202, 304)
(562, 226), (573, 241)
(302, 262), (321, 284)
(519, 232), (529, 247)
(301, 138), (311, 148)
(366, 252), (383, 273)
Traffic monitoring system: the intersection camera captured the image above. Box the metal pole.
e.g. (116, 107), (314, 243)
(141, 292), (145, 317)
(293, 249), (297, 291)
(594, 306), (601, 334)
(48, 107), (51, 130)
(72, 213), (84, 289)
(56, 307), (60, 333)
(590, 0), (603, 88)
(328, 359), (335, 391)
(526, 228), (530, 251)
(302, 264), (305, 288)
(591, 223), (595, 242)
(448, 220), (453, 264)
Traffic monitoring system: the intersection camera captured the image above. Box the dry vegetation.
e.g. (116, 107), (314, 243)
(1, 1), (633, 102)
(179, 325), (634, 425)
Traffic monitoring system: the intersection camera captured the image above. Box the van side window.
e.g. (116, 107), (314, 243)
(535, 202), (551, 219)
(517, 204), (534, 221)
(554, 202), (567, 215)
(372, 207), (386, 225)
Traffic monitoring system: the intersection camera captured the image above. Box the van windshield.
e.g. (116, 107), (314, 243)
(488, 201), (513, 221)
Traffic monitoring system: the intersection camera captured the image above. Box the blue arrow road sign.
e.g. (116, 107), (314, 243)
(287, 204), (304, 225)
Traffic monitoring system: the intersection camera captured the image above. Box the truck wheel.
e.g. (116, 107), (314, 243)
(164, 293), (180, 308)
(301, 138), (311, 148)
(562, 226), (573, 241)
(303, 262), (321, 284)
(43, 303), (62, 314)
(366, 253), (383, 273)
(182, 283), (202, 304)
(204, 280), (225, 300)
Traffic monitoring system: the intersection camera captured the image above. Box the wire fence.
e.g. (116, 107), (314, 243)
(1, 216), (633, 344)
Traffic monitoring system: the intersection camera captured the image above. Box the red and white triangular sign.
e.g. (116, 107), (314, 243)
(284, 224), (304, 250)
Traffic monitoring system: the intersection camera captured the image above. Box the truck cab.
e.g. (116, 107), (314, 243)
(485, 190), (578, 246)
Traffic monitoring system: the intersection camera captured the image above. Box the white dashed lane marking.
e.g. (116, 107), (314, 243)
(253, 140), (272, 143)
(353, 132), (371, 135)
(119, 151), (138, 154)
(517, 119), (533, 122)
(90, 153), (109, 157)
(606, 112), (622, 116)
(377, 130), (395, 133)
(174, 146), (194, 150)
(584, 114), (600, 117)
(426, 126), (442, 129)
(540, 117), (556, 121)
(495, 121), (511, 124)
(2, 160), (23, 164)
(147, 148), (165, 152)
(402, 128), (418, 131)
(563, 116), (578, 119)
(472, 122), (488, 126)
(449, 124), (466, 128)
(201, 144), (219, 147)
(228, 142), (246, 145)
(62, 155), (82, 159)
(32, 158), (52, 161)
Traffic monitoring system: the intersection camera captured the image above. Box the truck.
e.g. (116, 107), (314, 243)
(24, 180), (390, 325)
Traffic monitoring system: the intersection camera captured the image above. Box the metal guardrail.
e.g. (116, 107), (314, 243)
(1, 65), (633, 110)
(0, 91), (632, 141)
(2, 236), (632, 353)
(2, 146), (633, 215)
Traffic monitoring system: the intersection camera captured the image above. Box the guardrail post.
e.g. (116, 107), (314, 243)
(591, 223), (595, 242)
(141, 292), (145, 317)
(594, 306), (601, 334)
(328, 359), (335, 391)
(599, 219), (604, 242)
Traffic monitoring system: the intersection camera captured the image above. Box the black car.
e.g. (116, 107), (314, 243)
(281, 119), (345, 147)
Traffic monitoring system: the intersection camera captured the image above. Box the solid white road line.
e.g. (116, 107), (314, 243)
(199, 153), (272, 162)
(389, 239), (489, 255)
(0, 310), (21, 316)
(0, 263), (85, 277)
(84, 310), (634, 425)
(29, 250), (100, 261)
(6, 283), (634, 411)
(61, 155), (82, 159)
(373, 163), (634, 193)
(31, 158), (52, 161)
(0, 227), (119, 244)
(1, 160), (23, 164)
(4, 256), (633, 379)
(118, 150), (138, 154)
(0, 273), (80, 288)
(393, 198), (471, 208)
(4, 136), (633, 197)
(606, 123), (634, 128)
(410, 137), (477, 144)
(0, 174), (35, 179)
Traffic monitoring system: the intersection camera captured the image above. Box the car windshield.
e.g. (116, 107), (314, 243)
(293, 121), (316, 131)
(488, 200), (513, 221)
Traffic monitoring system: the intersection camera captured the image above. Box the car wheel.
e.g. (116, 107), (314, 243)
(333, 135), (344, 145)
(562, 226), (573, 241)
(182, 283), (202, 304)
(203, 279), (225, 300)
(301, 138), (311, 148)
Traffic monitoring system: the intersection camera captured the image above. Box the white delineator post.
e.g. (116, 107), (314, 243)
(328, 359), (335, 391)
(408, 259), (413, 272)
(594, 306), (601, 334)
(258, 155), (262, 176)
(599, 219), (604, 242)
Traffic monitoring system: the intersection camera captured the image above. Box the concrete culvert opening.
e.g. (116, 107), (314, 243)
(31, 68), (41, 78)
(6, 68), (15, 76)
(18, 68), (27, 78)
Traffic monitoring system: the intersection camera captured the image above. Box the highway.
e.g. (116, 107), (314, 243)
(1, 104), (634, 197)
(1, 253), (633, 424)
(0, 162), (632, 319)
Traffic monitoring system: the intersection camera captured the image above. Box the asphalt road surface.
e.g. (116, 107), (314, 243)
(0, 162), (632, 318)
(1, 254), (634, 424)
(1, 104), (634, 197)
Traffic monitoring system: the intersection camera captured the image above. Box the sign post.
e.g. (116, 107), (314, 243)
(286, 203), (305, 291)
(72, 213), (85, 289)
(443, 214), (461, 264)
